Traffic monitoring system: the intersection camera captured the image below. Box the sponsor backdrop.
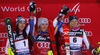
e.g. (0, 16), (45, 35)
(0, 0), (100, 55)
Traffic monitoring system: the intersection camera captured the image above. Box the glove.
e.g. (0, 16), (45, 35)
(59, 5), (69, 15)
(7, 47), (14, 55)
(48, 50), (53, 55)
(29, 1), (36, 12)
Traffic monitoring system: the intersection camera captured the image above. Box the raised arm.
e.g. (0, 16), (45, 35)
(29, 1), (37, 41)
(54, 5), (69, 35)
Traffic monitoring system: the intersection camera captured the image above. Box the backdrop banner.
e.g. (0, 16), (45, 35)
(0, 0), (100, 55)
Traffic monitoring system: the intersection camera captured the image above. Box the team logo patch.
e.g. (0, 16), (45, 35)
(42, 20), (47, 23)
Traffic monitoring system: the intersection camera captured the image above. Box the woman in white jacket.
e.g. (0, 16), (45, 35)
(58, 15), (97, 55)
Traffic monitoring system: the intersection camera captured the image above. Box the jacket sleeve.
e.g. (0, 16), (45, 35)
(54, 19), (63, 35)
(83, 30), (94, 51)
(29, 16), (37, 41)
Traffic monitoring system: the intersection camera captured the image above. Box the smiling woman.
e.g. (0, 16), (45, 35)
(6, 15), (31, 55)
(37, 17), (48, 32)
(58, 15), (97, 55)
(69, 15), (79, 30)
(29, 1), (69, 55)
(18, 22), (26, 31)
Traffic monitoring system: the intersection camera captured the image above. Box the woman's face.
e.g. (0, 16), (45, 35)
(70, 19), (78, 27)
(18, 22), (26, 31)
(40, 23), (48, 32)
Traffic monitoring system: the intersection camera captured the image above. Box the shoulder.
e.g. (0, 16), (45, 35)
(79, 28), (87, 35)
(79, 28), (85, 32)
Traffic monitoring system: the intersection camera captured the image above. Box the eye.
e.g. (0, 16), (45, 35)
(19, 22), (22, 24)
(41, 24), (44, 26)
(71, 20), (74, 22)
(45, 23), (48, 25)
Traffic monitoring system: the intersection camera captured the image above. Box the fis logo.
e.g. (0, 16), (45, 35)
(70, 2), (80, 14)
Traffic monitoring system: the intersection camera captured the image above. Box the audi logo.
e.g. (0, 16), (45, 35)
(37, 7), (41, 12)
(82, 45), (87, 50)
(37, 42), (50, 48)
(63, 18), (91, 24)
(0, 47), (5, 52)
(78, 18), (91, 23)
(86, 31), (93, 36)
(0, 33), (8, 38)
(61, 45), (65, 50)
(30, 46), (34, 51)
(63, 18), (69, 23)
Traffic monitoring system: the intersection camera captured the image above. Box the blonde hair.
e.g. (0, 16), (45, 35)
(37, 26), (41, 32)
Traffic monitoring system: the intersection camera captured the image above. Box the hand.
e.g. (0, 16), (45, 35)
(59, 5), (69, 15)
(48, 50), (53, 55)
(7, 47), (14, 55)
(96, 52), (100, 55)
(29, 1), (36, 12)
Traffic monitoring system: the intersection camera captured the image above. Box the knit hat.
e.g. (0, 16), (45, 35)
(69, 15), (78, 22)
(16, 15), (26, 25)
(38, 17), (48, 27)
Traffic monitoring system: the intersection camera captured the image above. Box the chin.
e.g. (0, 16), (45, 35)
(20, 28), (24, 30)
(42, 30), (47, 31)
(43, 30), (46, 31)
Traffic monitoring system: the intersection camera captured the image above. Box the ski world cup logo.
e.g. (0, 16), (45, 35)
(70, 2), (80, 14)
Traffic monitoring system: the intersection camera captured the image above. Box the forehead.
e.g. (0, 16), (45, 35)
(71, 19), (78, 21)
(41, 23), (48, 25)
(19, 21), (25, 23)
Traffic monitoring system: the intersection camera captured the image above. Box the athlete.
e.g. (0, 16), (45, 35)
(58, 15), (97, 55)
(29, 1), (69, 55)
(6, 15), (30, 55)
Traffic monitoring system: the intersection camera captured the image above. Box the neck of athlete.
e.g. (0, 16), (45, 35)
(72, 27), (79, 30)
(19, 30), (23, 34)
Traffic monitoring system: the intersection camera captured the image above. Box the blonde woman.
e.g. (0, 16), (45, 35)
(58, 15), (97, 55)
